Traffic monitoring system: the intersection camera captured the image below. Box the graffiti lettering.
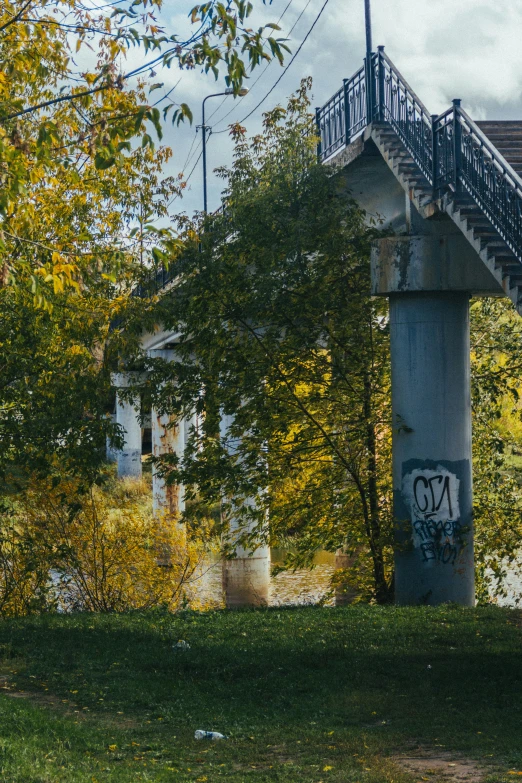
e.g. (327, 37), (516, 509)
(420, 540), (458, 565)
(413, 474), (453, 517)
(402, 467), (462, 566)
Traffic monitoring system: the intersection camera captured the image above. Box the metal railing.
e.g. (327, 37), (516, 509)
(455, 107), (522, 260)
(316, 65), (367, 160)
(378, 50), (433, 184)
(136, 48), (522, 299)
(317, 47), (522, 264)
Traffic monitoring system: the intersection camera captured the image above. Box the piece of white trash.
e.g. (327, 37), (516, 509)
(174, 640), (191, 651)
(194, 730), (226, 741)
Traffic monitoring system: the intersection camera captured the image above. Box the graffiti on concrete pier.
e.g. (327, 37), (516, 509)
(402, 467), (462, 565)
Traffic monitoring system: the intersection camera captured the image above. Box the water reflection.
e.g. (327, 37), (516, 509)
(189, 549), (336, 608)
(189, 549), (522, 608)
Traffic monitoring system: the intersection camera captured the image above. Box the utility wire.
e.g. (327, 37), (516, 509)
(184, 137), (202, 172)
(211, 0), (314, 130)
(205, 0), (296, 124)
(181, 133), (199, 172)
(168, 148), (203, 207)
(214, 0), (329, 133)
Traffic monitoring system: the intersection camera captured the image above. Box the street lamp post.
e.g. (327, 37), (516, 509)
(198, 87), (249, 213)
(364, 0), (374, 122)
(364, 0), (372, 60)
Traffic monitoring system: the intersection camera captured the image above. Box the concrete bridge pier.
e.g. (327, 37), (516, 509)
(371, 231), (503, 606)
(151, 405), (185, 519)
(389, 292), (474, 605)
(112, 373), (142, 479)
(334, 547), (358, 606)
(105, 412), (118, 464)
(220, 413), (270, 608)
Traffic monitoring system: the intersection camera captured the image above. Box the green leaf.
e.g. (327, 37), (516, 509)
(94, 153), (116, 170)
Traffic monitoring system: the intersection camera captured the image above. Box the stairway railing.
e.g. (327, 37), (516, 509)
(316, 64), (367, 160)
(317, 48), (522, 263)
(453, 107), (522, 260)
(377, 49), (433, 184)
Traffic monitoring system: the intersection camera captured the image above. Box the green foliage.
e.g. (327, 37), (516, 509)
(470, 297), (522, 602)
(0, 0), (288, 287)
(126, 84), (522, 606)
(0, 0), (289, 494)
(132, 81), (394, 603)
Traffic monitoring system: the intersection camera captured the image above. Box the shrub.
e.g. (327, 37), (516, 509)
(0, 474), (204, 615)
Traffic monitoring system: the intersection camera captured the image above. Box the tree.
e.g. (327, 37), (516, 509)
(0, 0), (289, 286)
(470, 297), (522, 603)
(0, 0), (289, 481)
(130, 83), (522, 606)
(132, 82), (395, 603)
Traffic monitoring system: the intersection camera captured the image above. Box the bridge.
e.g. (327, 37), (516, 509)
(112, 47), (522, 608)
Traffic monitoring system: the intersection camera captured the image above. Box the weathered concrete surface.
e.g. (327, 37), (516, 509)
(147, 349), (186, 522)
(328, 136), (408, 233)
(334, 548), (358, 606)
(372, 235), (503, 296)
(112, 373), (142, 478)
(105, 412), (118, 464)
(223, 549), (270, 608)
(220, 413), (270, 608)
(151, 407), (185, 518)
(390, 293), (474, 606)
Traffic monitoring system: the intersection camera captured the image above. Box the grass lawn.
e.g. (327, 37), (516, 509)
(0, 605), (520, 782)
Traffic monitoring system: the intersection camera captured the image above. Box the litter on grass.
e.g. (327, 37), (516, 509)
(194, 730), (226, 741)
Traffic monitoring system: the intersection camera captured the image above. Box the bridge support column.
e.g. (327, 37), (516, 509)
(149, 349), (186, 527)
(220, 414), (270, 608)
(112, 374), (142, 478)
(106, 412), (118, 464)
(371, 234), (481, 606)
(334, 547), (358, 606)
(390, 293), (474, 605)
(152, 407), (185, 518)
(223, 533), (270, 609)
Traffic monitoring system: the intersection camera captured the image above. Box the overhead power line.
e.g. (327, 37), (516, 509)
(214, 0), (331, 133)
(168, 148), (203, 208)
(206, 0), (297, 125)
(212, 0), (314, 129)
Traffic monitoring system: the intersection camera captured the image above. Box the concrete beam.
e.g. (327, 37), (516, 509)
(372, 235), (503, 296)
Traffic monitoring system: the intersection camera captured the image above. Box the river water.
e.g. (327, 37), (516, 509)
(189, 550), (337, 609)
(188, 550), (522, 608)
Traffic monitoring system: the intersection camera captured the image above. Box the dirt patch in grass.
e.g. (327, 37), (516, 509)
(394, 750), (487, 781)
(0, 674), (138, 728)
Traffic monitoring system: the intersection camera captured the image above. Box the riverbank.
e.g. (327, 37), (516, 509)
(0, 605), (520, 782)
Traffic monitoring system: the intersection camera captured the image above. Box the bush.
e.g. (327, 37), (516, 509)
(0, 473), (203, 615)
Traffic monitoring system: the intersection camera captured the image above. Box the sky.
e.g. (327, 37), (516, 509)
(122, 0), (522, 216)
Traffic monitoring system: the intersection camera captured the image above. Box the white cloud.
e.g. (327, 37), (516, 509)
(152, 0), (522, 214)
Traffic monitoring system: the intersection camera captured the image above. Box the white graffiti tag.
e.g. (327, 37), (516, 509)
(402, 467), (461, 565)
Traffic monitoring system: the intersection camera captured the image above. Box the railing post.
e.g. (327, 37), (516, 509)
(431, 113), (438, 193)
(315, 106), (322, 163)
(377, 46), (385, 122)
(452, 99), (462, 192)
(343, 79), (351, 145)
